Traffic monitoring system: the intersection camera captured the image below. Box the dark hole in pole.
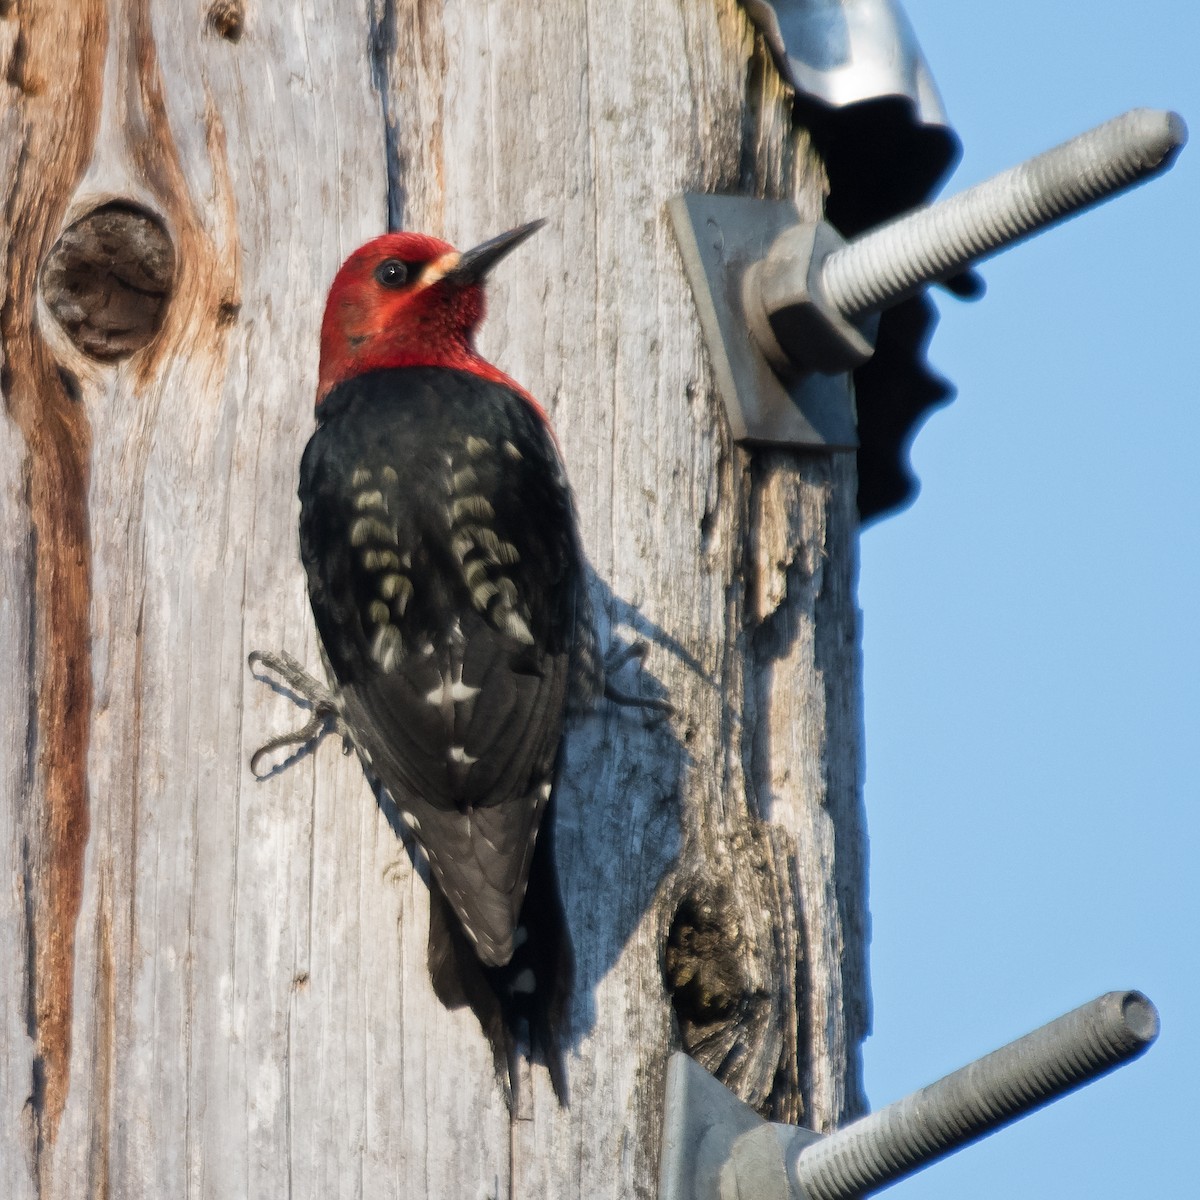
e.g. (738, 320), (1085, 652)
(41, 203), (177, 362)
(664, 892), (743, 1029)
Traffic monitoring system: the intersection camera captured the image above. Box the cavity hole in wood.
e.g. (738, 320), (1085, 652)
(206, 0), (244, 42)
(41, 203), (177, 362)
(664, 893), (742, 1029)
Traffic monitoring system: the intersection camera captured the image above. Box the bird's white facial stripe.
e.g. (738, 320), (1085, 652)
(419, 250), (462, 287)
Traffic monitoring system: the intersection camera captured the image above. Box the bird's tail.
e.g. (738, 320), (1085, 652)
(427, 804), (573, 1108)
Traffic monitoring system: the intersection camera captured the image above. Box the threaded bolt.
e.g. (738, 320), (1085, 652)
(820, 109), (1187, 322)
(789, 991), (1158, 1200)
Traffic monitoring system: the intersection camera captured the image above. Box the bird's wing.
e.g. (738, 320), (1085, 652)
(299, 369), (580, 964)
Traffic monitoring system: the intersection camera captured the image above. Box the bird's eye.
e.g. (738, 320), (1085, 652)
(374, 259), (409, 288)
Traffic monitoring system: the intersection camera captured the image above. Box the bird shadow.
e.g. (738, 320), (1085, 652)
(553, 569), (689, 1050)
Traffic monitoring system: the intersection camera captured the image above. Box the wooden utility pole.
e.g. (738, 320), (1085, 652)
(0, 2), (868, 1196)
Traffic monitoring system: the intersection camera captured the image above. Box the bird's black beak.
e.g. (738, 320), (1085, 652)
(444, 220), (546, 285)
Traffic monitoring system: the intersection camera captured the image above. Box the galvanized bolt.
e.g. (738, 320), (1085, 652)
(788, 990), (1159, 1200)
(749, 109), (1187, 375)
(822, 108), (1187, 320)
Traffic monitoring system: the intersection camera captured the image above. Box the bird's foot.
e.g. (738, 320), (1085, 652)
(603, 640), (674, 720)
(246, 649), (352, 777)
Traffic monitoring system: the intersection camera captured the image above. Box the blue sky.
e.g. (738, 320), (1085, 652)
(858, 3), (1198, 1197)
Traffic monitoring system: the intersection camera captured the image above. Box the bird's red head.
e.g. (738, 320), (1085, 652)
(316, 222), (544, 407)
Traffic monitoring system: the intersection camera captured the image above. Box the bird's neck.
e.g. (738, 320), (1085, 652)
(316, 342), (546, 423)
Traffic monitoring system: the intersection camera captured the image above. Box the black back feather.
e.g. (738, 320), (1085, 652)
(299, 366), (581, 1100)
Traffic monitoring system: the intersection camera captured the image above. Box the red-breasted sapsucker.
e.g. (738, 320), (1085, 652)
(253, 222), (595, 1102)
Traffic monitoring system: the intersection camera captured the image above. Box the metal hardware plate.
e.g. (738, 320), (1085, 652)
(668, 193), (859, 449)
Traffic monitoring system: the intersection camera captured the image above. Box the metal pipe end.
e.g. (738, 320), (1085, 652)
(1163, 110), (1188, 156)
(1109, 989), (1160, 1048)
(1121, 108), (1188, 174)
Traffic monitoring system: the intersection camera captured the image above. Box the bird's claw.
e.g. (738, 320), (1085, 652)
(247, 649), (348, 777)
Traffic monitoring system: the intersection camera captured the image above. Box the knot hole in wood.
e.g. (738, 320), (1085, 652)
(41, 203), (177, 363)
(664, 891), (746, 1035)
(206, 0), (244, 42)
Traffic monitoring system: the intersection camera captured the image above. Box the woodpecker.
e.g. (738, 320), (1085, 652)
(253, 222), (600, 1103)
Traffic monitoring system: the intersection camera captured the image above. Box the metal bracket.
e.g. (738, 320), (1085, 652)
(660, 1051), (821, 1200)
(670, 108), (1186, 450)
(659, 990), (1159, 1200)
(667, 194), (860, 449)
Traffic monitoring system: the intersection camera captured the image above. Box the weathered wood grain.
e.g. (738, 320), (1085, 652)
(0, 0), (105, 1173)
(0, 1), (868, 1196)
